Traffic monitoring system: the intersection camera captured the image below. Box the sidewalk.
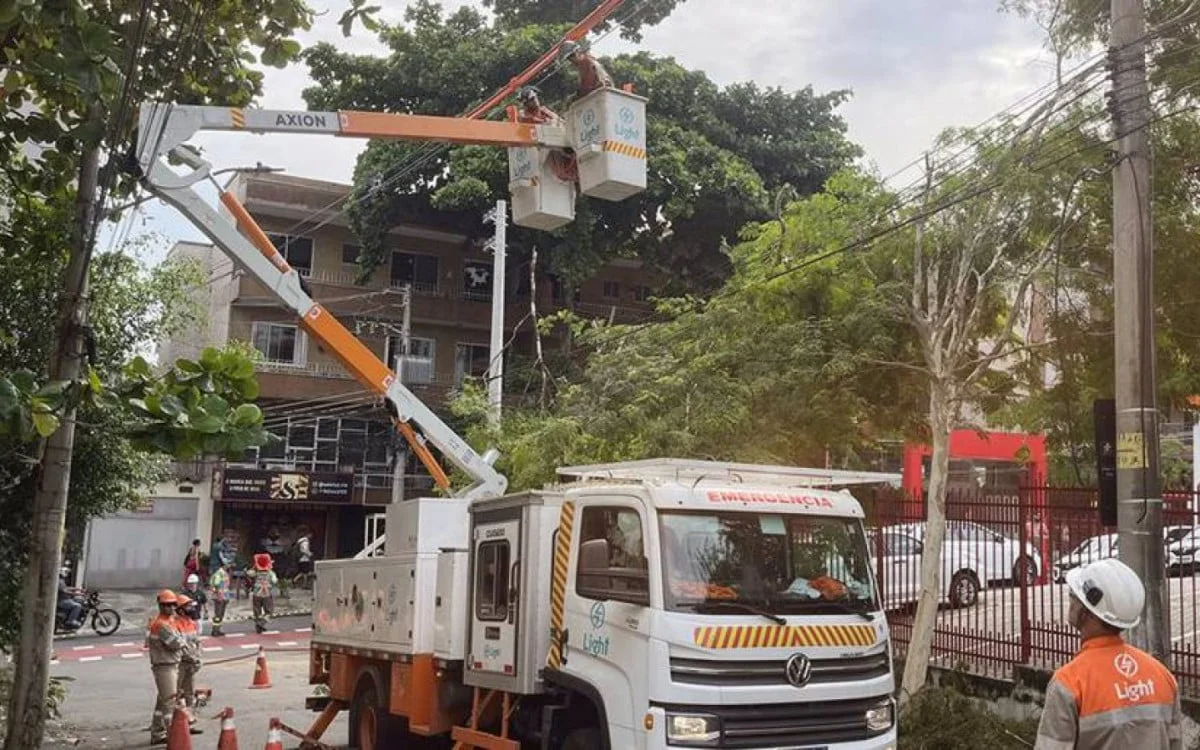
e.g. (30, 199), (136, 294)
(63, 587), (314, 636)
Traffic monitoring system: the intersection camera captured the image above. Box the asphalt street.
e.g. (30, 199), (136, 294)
(49, 648), (348, 748)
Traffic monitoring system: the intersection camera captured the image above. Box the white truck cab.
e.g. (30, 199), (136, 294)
(312, 460), (898, 750)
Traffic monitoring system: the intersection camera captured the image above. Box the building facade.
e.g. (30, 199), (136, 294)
(153, 172), (657, 567)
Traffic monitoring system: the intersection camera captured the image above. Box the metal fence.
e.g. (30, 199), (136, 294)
(863, 486), (1200, 694)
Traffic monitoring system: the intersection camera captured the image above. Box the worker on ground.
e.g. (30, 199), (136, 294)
(208, 561), (231, 637)
(180, 573), (207, 622)
(1034, 558), (1182, 749)
(247, 553), (278, 634)
(172, 594), (203, 735)
(146, 589), (185, 745)
(560, 40), (613, 97)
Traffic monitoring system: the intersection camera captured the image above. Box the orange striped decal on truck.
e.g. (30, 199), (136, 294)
(694, 624), (876, 649)
(546, 501), (576, 670)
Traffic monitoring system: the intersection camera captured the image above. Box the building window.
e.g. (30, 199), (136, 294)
(341, 244), (359, 265)
(464, 260), (492, 302)
(455, 343), (491, 387)
(387, 335), (436, 384)
(251, 323), (304, 365)
(632, 285), (651, 302)
(475, 540), (510, 621)
(576, 506), (649, 604)
(266, 233), (313, 276)
(602, 280), (620, 299)
(391, 252), (439, 294)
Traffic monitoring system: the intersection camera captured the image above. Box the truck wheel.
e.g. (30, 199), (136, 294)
(349, 680), (403, 750)
(562, 727), (603, 750)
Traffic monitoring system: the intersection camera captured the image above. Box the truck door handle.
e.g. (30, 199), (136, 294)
(507, 559), (521, 625)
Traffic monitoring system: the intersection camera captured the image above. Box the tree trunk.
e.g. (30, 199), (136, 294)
(3, 144), (100, 750)
(898, 381), (954, 705)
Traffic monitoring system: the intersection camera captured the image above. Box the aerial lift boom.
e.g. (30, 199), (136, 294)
(131, 1), (640, 502)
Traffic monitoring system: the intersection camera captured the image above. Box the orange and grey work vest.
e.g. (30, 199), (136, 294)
(146, 614), (185, 667)
(1035, 635), (1181, 749)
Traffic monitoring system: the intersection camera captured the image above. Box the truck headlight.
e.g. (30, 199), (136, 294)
(665, 713), (719, 745)
(865, 699), (895, 732)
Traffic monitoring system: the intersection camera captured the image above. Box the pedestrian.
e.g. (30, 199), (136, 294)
(145, 589), (186, 745)
(182, 538), (202, 587)
(208, 562), (232, 637)
(172, 595), (203, 735)
(560, 40), (613, 97)
(295, 528), (314, 577)
(247, 553), (278, 634)
(1034, 558), (1182, 749)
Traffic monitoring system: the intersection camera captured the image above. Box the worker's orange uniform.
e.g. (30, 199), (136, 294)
(1035, 634), (1181, 749)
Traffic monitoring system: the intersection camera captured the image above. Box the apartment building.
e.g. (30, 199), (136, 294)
(155, 172), (657, 563)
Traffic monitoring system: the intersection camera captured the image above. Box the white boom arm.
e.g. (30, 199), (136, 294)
(134, 103), (510, 501)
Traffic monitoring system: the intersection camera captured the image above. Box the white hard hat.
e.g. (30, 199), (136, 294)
(1065, 557), (1144, 630)
(186, 573), (200, 585)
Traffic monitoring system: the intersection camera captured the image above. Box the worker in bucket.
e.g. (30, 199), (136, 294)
(247, 552), (278, 634)
(145, 590), (186, 745)
(172, 594), (203, 735)
(560, 40), (613, 97)
(1034, 558), (1182, 749)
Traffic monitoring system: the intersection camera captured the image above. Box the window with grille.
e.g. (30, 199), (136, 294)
(455, 343), (490, 386)
(463, 260), (492, 302)
(265, 233), (313, 276)
(391, 252), (439, 293)
(251, 323), (304, 365)
(341, 244), (359, 265)
(602, 280), (620, 299)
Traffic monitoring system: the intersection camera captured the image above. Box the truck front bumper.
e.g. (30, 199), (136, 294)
(641, 706), (897, 750)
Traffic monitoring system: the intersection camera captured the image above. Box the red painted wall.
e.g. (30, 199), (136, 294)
(901, 430), (1048, 496)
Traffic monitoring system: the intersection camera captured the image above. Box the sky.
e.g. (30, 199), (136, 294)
(103, 0), (1058, 260)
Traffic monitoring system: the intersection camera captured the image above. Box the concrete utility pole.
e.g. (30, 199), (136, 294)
(1110, 0), (1168, 659)
(390, 284), (412, 505)
(485, 200), (507, 427)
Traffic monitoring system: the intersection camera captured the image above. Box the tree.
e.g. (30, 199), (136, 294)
(1, 1), (319, 745)
(302, 0), (860, 293)
(448, 171), (926, 490)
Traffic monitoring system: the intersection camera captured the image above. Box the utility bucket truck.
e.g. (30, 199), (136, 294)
(310, 459), (899, 750)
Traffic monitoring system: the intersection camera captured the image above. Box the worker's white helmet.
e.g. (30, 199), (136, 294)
(186, 573), (200, 585)
(1065, 557), (1144, 630)
(559, 40), (584, 59)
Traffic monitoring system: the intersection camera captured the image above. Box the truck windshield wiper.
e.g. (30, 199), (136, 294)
(798, 600), (874, 622)
(696, 600), (787, 625)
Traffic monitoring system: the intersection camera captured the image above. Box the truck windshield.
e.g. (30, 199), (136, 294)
(659, 511), (876, 615)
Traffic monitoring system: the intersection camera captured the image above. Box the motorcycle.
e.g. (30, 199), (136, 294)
(55, 590), (122, 636)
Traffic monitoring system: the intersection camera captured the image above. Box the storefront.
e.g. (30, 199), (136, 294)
(212, 468), (365, 571)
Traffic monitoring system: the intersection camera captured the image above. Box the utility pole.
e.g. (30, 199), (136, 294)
(391, 284), (412, 505)
(1110, 0), (1167, 659)
(485, 200), (507, 427)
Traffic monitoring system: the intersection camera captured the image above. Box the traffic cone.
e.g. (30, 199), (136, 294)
(262, 718), (283, 750)
(165, 699), (192, 750)
(248, 646), (272, 689)
(216, 707), (238, 750)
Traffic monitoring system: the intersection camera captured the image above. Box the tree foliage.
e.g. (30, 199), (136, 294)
(303, 0), (860, 292)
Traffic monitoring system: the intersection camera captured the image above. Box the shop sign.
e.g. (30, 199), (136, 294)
(220, 469), (352, 503)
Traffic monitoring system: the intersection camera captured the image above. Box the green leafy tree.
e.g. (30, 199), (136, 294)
(302, 0), (860, 292)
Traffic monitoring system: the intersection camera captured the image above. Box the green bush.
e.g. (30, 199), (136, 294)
(899, 686), (1037, 749)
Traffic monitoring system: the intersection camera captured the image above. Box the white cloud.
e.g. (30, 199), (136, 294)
(108, 0), (1058, 256)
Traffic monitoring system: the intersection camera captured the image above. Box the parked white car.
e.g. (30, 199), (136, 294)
(872, 529), (988, 609)
(1165, 526), (1199, 576)
(889, 520), (1042, 586)
(1052, 533), (1117, 583)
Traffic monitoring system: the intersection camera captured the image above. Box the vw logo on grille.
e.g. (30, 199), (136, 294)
(784, 653), (813, 688)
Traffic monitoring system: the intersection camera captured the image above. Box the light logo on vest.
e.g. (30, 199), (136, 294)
(1115, 678), (1156, 702)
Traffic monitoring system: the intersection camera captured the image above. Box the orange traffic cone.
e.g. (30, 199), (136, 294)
(216, 707), (238, 750)
(262, 718), (284, 750)
(165, 698), (193, 750)
(248, 646), (272, 689)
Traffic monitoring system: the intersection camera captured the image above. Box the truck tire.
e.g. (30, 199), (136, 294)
(349, 678), (404, 750)
(949, 571), (980, 608)
(562, 727), (603, 750)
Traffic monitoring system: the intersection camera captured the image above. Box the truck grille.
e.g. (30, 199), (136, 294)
(655, 697), (890, 748)
(670, 652), (890, 686)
